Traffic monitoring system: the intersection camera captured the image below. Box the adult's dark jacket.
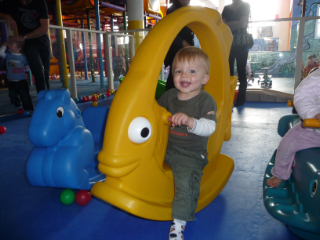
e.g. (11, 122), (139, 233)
(164, 2), (194, 68)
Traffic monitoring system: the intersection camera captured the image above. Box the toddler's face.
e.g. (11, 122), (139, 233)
(7, 42), (20, 53)
(173, 57), (209, 99)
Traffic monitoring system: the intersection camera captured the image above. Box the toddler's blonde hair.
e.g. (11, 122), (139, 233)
(172, 46), (210, 75)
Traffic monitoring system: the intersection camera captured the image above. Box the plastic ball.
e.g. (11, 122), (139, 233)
(110, 89), (115, 94)
(92, 101), (98, 106)
(106, 93), (111, 98)
(106, 89), (110, 94)
(75, 190), (91, 206)
(74, 98), (79, 103)
(91, 95), (97, 102)
(97, 94), (100, 99)
(18, 109), (24, 115)
(86, 96), (91, 102)
(101, 94), (105, 99)
(59, 189), (75, 205)
(82, 96), (87, 102)
(0, 126), (6, 134)
(22, 111), (30, 116)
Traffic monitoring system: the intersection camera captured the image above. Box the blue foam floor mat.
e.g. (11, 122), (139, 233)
(0, 101), (300, 240)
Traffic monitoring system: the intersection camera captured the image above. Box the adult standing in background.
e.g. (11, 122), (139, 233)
(222, 0), (250, 107)
(164, 0), (194, 91)
(0, 0), (51, 93)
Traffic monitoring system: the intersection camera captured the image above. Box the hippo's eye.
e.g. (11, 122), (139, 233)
(56, 107), (64, 118)
(311, 179), (318, 196)
(128, 117), (152, 143)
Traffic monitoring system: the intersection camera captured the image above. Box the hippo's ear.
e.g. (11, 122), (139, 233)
(45, 90), (57, 101)
(60, 89), (71, 105)
(37, 90), (50, 101)
(75, 109), (81, 118)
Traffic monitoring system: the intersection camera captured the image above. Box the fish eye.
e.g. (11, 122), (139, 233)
(56, 107), (64, 118)
(311, 179), (318, 196)
(128, 117), (152, 143)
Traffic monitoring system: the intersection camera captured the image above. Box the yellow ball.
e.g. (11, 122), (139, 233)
(92, 101), (98, 107)
(110, 89), (115, 94)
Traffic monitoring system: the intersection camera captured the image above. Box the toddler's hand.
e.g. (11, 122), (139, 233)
(171, 113), (194, 129)
(315, 113), (320, 123)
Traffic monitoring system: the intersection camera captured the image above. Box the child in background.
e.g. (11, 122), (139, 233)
(266, 68), (320, 188)
(157, 47), (217, 240)
(246, 59), (253, 82)
(303, 54), (320, 75)
(0, 38), (33, 114)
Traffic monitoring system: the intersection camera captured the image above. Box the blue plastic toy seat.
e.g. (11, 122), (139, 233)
(26, 89), (106, 190)
(82, 106), (110, 185)
(82, 106), (110, 152)
(263, 114), (320, 240)
(277, 114), (300, 137)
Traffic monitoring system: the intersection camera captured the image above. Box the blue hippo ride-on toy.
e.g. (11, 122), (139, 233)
(26, 89), (107, 190)
(263, 114), (320, 240)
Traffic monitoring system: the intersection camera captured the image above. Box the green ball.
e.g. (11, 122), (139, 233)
(59, 189), (75, 205)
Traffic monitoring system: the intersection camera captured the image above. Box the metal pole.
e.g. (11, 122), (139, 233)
(294, 18), (305, 90)
(87, 9), (95, 82)
(105, 33), (114, 90)
(55, 0), (69, 89)
(53, 4), (64, 87)
(66, 29), (77, 99)
(81, 19), (88, 80)
(94, 0), (105, 88)
(123, 8), (129, 74)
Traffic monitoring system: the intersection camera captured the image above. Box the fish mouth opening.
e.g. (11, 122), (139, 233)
(98, 153), (140, 178)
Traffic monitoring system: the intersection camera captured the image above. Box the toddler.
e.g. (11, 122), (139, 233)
(0, 38), (33, 114)
(303, 54), (320, 75)
(157, 46), (217, 240)
(267, 67), (320, 187)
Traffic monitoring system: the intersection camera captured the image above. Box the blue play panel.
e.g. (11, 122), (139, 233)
(0, 101), (302, 240)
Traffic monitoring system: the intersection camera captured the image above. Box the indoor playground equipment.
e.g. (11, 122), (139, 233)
(258, 67), (272, 87)
(26, 89), (106, 190)
(263, 115), (320, 240)
(90, 6), (237, 220)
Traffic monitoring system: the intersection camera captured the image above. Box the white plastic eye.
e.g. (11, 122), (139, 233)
(56, 107), (64, 118)
(128, 117), (152, 143)
(311, 179), (318, 196)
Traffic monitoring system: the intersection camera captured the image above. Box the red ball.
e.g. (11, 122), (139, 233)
(91, 95), (97, 102)
(75, 190), (91, 206)
(106, 93), (111, 97)
(82, 96), (87, 102)
(86, 96), (91, 102)
(0, 126), (6, 134)
(18, 109), (24, 115)
(106, 89), (110, 94)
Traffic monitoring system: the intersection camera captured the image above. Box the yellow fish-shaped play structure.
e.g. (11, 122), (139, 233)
(91, 6), (237, 220)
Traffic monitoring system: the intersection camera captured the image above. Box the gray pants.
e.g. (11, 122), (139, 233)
(165, 145), (208, 221)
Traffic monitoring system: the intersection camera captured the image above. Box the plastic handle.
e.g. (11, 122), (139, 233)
(303, 119), (320, 128)
(287, 100), (294, 107)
